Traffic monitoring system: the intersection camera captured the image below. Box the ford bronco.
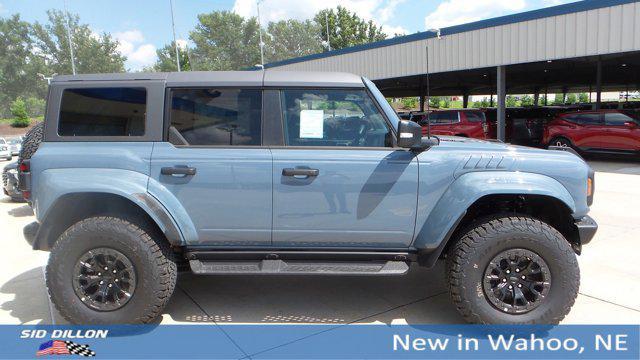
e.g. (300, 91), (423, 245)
(19, 71), (597, 324)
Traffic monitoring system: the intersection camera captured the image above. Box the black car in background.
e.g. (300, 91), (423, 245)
(2, 161), (24, 202)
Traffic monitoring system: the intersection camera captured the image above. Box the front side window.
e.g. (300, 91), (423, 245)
(59, 87), (146, 136)
(428, 111), (459, 124)
(465, 111), (486, 123)
(169, 88), (262, 146)
(281, 89), (392, 147)
(604, 112), (634, 126)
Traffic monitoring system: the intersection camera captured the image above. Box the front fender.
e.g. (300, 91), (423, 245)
(412, 171), (576, 251)
(34, 168), (188, 245)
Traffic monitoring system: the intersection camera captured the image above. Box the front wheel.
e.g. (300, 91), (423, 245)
(46, 216), (177, 324)
(548, 136), (573, 150)
(446, 216), (579, 324)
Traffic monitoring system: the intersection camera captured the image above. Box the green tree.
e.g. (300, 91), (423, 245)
(552, 94), (564, 105)
(0, 14), (47, 117)
(190, 11), (260, 70)
(429, 96), (441, 109)
(265, 19), (322, 62)
(578, 93), (589, 103)
(314, 6), (386, 51)
(441, 97), (451, 108)
(520, 94), (534, 106)
(400, 97), (417, 109)
(473, 97), (490, 108)
(506, 95), (518, 107)
(566, 93), (577, 104)
(31, 10), (125, 74)
(153, 42), (191, 72)
(10, 97), (30, 128)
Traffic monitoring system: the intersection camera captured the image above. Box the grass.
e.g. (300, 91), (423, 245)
(0, 116), (43, 124)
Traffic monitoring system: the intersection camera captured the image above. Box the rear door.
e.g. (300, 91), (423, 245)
(150, 87), (272, 246)
(565, 113), (604, 149)
(271, 88), (419, 248)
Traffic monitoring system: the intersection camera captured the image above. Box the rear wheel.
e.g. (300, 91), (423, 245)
(446, 216), (579, 324)
(549, 136), (573, 150)
(46, 216), (177, 324)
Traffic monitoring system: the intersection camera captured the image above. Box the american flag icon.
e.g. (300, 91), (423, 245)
(36, 340), (96, 357)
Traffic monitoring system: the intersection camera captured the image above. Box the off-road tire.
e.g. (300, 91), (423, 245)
(446, 216), (579, 324)
(18, 121), (44, 164)
(46, 216), (177, 324)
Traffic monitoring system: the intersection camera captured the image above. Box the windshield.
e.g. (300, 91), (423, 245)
(8, 138), (21, 145)
(362, 77), (399, 132)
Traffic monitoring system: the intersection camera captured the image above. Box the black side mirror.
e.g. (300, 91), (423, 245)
(397, 120), (424, 149)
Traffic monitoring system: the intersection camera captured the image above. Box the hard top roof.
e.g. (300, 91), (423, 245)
(51, 71), (365, 88)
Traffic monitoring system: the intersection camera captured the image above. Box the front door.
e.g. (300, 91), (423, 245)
(272, 88), (419, 248)
(150, 87), (272, 246)
(602, 112), (640, 151)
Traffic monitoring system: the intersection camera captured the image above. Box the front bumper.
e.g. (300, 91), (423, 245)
(575, 215), (598, 245)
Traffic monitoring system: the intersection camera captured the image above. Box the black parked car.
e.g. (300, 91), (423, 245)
(2, 161), (24, 202)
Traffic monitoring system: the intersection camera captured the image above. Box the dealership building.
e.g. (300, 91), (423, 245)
(264, 0), (640, 140)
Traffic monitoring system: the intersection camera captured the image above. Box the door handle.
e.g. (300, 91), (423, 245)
(282, 168), (319, 177)
(161, 166), (197, 176)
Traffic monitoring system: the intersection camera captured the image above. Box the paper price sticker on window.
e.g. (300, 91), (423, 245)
(299, 110), (324, 139)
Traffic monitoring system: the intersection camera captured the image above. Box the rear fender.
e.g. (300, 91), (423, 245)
(34, 168), (190, 245)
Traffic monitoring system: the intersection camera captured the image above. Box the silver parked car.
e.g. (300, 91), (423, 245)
(7, 137), (22, 156)
(0, 138), (12, 161)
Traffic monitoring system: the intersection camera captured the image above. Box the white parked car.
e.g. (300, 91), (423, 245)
(0, 138), (13, 161)
(7, 137), (22, 156)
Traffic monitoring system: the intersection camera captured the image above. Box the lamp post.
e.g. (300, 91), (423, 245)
(169, 0), (181, 71)
(325, 11), (331, 51)
(62, 0), (76, 75)
(256, 0), (265, 67)
(38, 73), (58, 85)
(424, 28), (441, 138)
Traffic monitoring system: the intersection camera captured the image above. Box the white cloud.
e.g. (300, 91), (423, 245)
(233, 0), (405, 37)
(424, 0), (527, 29)
(114, 30), (157, 70)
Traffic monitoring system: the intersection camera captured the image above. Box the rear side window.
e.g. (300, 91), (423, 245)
(168, 88), (262, 146)
(428, 112), (459, 124)
(565, 113), (602, 125)
(59, 88), (146, 136)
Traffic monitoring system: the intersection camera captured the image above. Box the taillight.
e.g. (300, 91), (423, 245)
(22, 191), (30, 200)
(19, 162), (29, 172)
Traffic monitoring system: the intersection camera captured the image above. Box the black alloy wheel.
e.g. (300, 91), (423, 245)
(72, 247), (137, 311)
(483, 248), (551, 314)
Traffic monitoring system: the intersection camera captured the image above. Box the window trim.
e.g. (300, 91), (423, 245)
(45, 81), (164, 142)
(164, 86), (265, 148)
(277, 87), (398, 149)
(57, 87), (148, 138)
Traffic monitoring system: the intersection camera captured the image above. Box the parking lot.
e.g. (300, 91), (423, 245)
(1, 158), (639, 326)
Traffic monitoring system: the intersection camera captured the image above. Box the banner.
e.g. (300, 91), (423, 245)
(5, 324), (639, 359)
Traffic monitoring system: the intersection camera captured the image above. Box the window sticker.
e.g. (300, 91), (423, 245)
(299, 110), (324, 138)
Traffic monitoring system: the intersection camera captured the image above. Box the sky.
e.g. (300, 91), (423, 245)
(1, 0), (575, 71)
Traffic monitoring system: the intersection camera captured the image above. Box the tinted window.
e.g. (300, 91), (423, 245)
(281, 89), (392, 147)
(464, 111), (485, 122)
(169, 89), (262, 146)
(565, 113), (602, 125)
(59, 88), (146, 136)
(605, 112), (634, 126)
(428, 111), (458, 124)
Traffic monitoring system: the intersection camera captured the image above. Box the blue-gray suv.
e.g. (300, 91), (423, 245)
(18, 71), (597, 324)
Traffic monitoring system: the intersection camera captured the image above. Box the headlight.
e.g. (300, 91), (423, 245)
(0, 146), (6, 151)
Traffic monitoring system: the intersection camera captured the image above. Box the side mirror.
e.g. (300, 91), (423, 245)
(397, 120), (424, 150)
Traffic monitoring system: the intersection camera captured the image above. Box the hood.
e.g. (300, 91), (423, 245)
(435, 136), (581, 160)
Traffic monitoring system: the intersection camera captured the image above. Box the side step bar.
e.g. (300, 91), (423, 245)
(189, 259), (410, 276)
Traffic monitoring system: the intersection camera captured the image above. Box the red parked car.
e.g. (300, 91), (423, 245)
(543, 110), (640, 154)
(417, 109), (489, 139)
